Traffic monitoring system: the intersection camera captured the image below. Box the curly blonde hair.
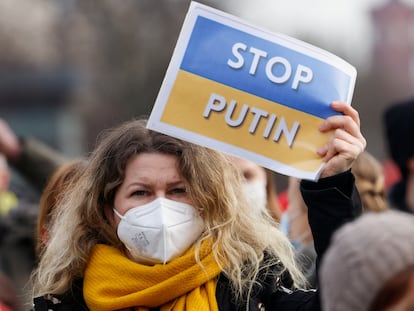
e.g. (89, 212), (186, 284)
(31, 119), (306, 302)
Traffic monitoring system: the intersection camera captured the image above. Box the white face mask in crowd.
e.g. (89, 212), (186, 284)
(279, 211), (312, 251)
(290, 231), (312, 251)
(279, 212), (290, 236)
(242, 180), (267, 214)
(113, 197), (205, 265)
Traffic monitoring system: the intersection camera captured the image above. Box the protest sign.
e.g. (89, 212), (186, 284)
(147, 1), (357, 181)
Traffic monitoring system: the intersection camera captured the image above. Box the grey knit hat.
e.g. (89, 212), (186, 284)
(320, 210), (414, 311)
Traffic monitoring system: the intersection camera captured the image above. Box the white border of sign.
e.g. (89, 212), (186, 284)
(147, 1), (357, 181)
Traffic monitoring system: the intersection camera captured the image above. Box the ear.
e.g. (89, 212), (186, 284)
(408, 157), (414, 172)
(104, 205), (116, 227)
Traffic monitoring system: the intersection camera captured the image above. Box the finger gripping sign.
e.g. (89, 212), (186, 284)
(147, 1), (357, 181)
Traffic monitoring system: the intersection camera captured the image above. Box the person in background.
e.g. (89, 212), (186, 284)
(31, 101), (366, 310)
(0, 155), (18, 216)
(351, 150), (388, 212)
(0, 272), (19, 311)
(0, 151), (37, 310)
(36, 159), (87, 258)
(0, 159), (87, 311)
(281, 150), (388, 288)
(0, 118), (66, 193)
(383, 98), (414, 213)
(0, 119), (67, 310)
(231, 156), (282, 221)
(281, 176), (316, 288)
(320, 210), (414, 311)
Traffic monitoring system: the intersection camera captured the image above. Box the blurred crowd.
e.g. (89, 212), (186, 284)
(0, 97), (413, 311)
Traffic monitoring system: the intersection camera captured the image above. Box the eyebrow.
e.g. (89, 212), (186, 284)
(125, 179), (185, 191)
(167, 180), (186, 186)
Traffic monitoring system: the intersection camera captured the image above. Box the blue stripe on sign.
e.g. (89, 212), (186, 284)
(180, 16), (352, 119)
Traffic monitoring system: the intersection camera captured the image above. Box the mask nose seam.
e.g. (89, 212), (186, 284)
(162, 223), (168, 264)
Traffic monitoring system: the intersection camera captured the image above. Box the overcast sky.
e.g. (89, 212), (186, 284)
(218, 0), (414, 72)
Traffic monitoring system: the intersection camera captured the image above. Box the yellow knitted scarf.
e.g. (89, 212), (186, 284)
(84, 241), (221, 311)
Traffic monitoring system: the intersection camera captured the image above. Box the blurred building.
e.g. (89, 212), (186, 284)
(0, 69), (84, 156)
(371, 0), (414, 100)
(369, 0), (414, 188)
(0, 1), (85, 157)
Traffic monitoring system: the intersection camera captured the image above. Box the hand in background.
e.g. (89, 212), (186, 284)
(0, 119), (21, 161)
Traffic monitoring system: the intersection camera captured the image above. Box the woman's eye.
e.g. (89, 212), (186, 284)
(132, 190), (148, 196)
(243, 171), (253, 182)
(170, 188), (188, 195)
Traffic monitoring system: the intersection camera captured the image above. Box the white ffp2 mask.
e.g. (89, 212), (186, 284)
(114, 197), (204, 265)
(242, 180), (267, 214)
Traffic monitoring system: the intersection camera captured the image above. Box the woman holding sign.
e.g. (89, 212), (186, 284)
(31, 101), (365, 311)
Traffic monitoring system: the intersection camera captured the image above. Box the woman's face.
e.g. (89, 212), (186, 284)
(231, 156), (267, 184)
(382, 275), (414, 311)
(111, 152), (193, 228)
(285, 177), (312, 243)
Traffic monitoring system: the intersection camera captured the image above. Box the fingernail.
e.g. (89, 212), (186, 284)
(317, 146), (327, 155)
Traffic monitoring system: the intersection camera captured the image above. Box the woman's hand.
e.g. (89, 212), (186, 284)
(317, 101), (366, 178)
(0, 119), (21, 161)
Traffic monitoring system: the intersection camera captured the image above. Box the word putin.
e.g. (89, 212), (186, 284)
(203, 93), (300, 148)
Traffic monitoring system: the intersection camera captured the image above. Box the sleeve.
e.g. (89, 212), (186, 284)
(265, 288), (318, 311)
(300, 170), (362, 273)
(11, 137), (67, 192)
(32, 279), (87, 311)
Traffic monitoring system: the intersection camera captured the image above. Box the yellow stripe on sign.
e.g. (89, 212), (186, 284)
(161, 70), (331, 172)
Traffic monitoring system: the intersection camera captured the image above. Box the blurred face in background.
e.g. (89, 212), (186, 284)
(231, 156), (268, 214)
(371, 267), (414, 311)
(284, 177), (313, 248)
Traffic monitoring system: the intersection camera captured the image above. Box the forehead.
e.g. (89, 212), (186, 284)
(232, 157), (259, 172)
(124, 152), (181, 179)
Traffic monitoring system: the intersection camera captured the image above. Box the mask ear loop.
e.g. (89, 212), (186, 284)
(113, 209), (125, 220)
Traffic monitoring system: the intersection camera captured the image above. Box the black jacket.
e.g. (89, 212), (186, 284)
(388, 180), (412, 213)
(33, 170), (362, 311)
